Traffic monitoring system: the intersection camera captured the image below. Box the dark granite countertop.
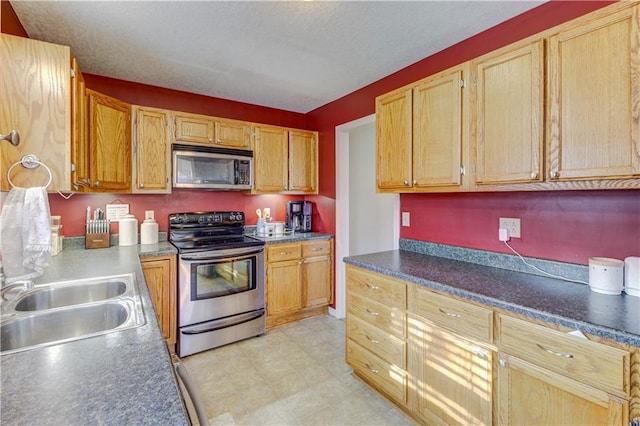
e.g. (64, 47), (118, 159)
(1, 243), (187, 425)
(344, 249), (640, 347)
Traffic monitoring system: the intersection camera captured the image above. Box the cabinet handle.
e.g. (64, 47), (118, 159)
(140, 183), (144, 188)
(536, 343), (574, 358)
(365, 334), (379, 344)
(438, 308), (461, 318)
(208, 138), (213, 142)
(549, 170), (560, 179)
(216, 138), (221, 143)
(403, 180), (410, 186)
(476, 351), (487, 359)
(530, 172), (538, 180)
(365, 308), (379, 317)
(412, 180), (417, 185)
(365, 363), (379, 374)
(94, 181), (100, 187)
(311, 248), (323, 252)
(499, 359), (507, 367)
(365, 284), (379, 290)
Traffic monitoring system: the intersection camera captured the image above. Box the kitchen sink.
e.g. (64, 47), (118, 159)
(0, 273), (145, 355)
(14, 279), (127, 311)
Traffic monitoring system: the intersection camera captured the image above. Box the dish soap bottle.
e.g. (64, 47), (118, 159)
(140, 210), (159, 245)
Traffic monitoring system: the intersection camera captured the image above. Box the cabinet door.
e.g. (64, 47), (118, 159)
(141, 256), (177, 351)
(215, 118), (251, 149)
(496, 354), (628, 426)
(174, 113), (214, 144)
(71, 56), (89, 191)
(134, 107), (170, 193)
(302, 255), (331, 308)
(266, 259), (302, 316)
(87, 90), (132, 192)
(474, 40), (544, 184)
(548, 6), (640, 181)
(409, 316), (493, 426)
(253, 125), (289, 192)
(288, 130), (318, 193)
(412, 68), (464, 187)
(376, 88), (413, 190)
(1, 34), (71, 192)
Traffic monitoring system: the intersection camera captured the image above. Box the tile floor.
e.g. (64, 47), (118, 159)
(181, 315), (417, 425)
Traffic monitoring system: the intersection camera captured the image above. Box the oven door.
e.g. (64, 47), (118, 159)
(178, 246), (265, 327)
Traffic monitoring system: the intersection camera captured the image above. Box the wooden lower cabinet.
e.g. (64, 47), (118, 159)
(266, 239), (333, 328)
(496, 353), (628, 425)
(408, 315), (493, 426)
(345, 266), (639, 425)
(140, 255), (177, 353)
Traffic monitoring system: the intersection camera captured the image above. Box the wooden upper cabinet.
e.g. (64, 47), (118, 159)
(174, 113), (214, 144)
(413, 67), (464, 188)
(376, 88), (413, 190)
(473, 40), (544, 184)
(253, 125), (289, 192)
(133, 106), (171, 193)
(86, 89), (132, 192)
(1, 34), (71, 192)
(288, 130), (318, 193)
(174, 112), (251, 149)
(71, 56), (89, 191)
(216, 118), (251, 149)
(548, 5), (640, 181)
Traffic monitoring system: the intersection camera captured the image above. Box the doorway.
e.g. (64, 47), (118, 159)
(332, 115), (399, 319)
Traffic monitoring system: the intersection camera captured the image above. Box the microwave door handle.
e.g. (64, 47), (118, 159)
(234, 160), (239, 185)
(180, 248), (264, 262)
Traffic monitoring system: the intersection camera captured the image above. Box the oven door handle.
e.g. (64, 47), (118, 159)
(180, 248), (264, 262)
(181, 310), (265, 335)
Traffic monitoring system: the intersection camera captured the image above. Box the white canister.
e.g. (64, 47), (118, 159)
(274, 222), (285, 235)
(588, 257), (624, 295)
(119, 214), (138, 246)
(140, 218), (159, 245)
(624, 256), (640, 297)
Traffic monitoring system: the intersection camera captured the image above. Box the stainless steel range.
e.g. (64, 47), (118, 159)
(169, 211), (265, 357)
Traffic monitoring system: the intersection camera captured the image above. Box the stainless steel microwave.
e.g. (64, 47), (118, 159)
(172, 144), (253, 190)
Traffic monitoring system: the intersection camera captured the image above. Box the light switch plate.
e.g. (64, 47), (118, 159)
(402, 212), (410, 227)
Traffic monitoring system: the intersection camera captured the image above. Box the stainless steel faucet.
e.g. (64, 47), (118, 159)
(0, 280), (34, 301)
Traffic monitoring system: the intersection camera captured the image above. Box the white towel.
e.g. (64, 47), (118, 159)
(0, 187), (52, 281)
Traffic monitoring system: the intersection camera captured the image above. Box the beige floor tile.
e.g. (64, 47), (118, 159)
(185, 316), (412, 426)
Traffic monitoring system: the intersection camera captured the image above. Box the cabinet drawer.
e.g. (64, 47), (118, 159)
(348, 291), (406, 338)
(498, 314), (629, 395)
(346, 266), (406, 310)
(347, 339), (407, 404)
(302, 240), (331, 257)
(267, 243), (301, 262)
(347, 315), (406, 368)
(409, 284), (493, 343)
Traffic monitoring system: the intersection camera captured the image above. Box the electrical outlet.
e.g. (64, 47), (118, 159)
(499, 217), (521, 238)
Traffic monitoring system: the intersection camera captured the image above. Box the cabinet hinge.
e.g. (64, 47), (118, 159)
(460, 79), (465, 88)
(70, 68), (76, 78)
(460, 166), (466, 176)
(71, 163), (76, 172)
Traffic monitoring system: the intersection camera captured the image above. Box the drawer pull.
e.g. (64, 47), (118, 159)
(365, 284), (379, 290)
(365, 334), (380, 344)
(438, 308), (461, 318)
(311, 248), (324, 252)
(365, 308), (379, 317)
(365, 363), (379, 374)
(537, 344), (574, 359)
(279, 251), (292, 255)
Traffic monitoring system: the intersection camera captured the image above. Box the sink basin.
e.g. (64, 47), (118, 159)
(1, 302), (134, 352)
(14, 280), (127, 311)
(0, 273), (145, 355)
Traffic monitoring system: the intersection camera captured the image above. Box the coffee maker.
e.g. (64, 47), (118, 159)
(286, 201), (312, 232)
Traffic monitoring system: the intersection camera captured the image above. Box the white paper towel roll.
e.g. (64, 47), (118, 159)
(624, 256), (640, 297)
(588, 257), (624, 295)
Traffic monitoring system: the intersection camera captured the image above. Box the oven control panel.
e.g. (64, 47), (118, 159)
(169, 211), (245, 226)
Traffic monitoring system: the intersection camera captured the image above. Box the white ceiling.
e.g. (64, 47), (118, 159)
(10, 1), (544, 113)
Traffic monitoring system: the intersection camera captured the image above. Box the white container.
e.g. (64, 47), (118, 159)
(274, 222), (285, 235)
(140, 218), (159, 244)
(588, 257), (624, 295)
(119, 214), (138, 246)
(624, 256), (640, 297)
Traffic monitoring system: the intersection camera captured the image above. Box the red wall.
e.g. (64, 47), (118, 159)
(307, 0), (640, 265)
